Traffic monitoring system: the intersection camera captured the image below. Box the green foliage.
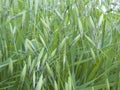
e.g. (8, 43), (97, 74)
(0, 0), (120, 90)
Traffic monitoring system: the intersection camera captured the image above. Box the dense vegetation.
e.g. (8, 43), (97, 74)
(0, 0), (120, 90)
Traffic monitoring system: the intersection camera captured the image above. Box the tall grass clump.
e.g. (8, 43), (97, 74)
(0, 0), (120, 90)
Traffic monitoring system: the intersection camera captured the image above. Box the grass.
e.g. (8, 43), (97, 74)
(0, 0), (120, 90)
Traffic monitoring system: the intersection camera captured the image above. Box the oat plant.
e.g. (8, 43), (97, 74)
(0, 0), (120, 90)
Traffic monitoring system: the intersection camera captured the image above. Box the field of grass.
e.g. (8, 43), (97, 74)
(0, 0), (120, 90)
